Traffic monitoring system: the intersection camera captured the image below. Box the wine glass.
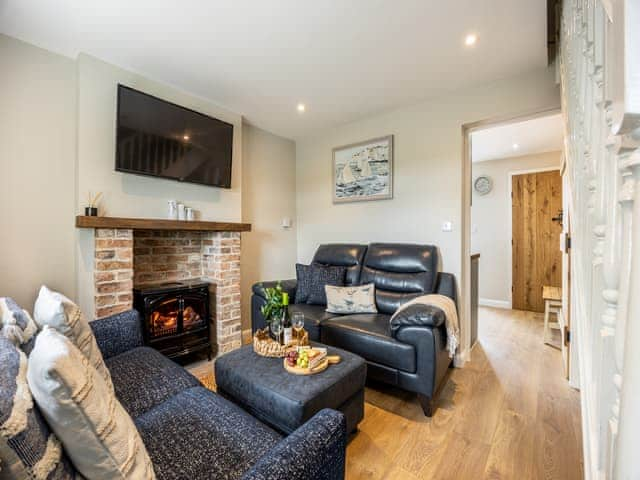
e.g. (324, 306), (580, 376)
(270, 317), (283, 344)
(292, 312), (305, 344)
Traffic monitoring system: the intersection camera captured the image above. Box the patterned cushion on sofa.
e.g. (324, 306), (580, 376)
(0, 297), (39, 354)
(0, 335), (77, 479)
(325, 284), (378, 314)
(27, 327), (156, 480)
(33, 286), (114, 393)
(295, 264), (346, 305)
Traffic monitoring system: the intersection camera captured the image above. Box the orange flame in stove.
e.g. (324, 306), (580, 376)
(151, 310), (178, 334)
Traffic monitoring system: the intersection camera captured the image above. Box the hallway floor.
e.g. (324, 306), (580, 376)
(345, 306), (583, 479)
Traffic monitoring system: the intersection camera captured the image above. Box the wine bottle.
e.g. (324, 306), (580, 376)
(282, 292), (292, 345)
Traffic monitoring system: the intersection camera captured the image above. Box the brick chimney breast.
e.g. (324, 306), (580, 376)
(93, 227), (242, 357)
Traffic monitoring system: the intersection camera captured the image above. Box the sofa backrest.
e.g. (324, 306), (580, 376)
(360, 243), (439, 314)
(312, 244), (368, 286)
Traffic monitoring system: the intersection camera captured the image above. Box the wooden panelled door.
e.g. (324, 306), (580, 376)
(512, 170), (563, 312)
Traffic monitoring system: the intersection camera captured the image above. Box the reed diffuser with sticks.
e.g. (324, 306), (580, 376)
(85, 192), (102, 216)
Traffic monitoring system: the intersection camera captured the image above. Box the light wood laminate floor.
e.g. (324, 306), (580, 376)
(346, 307), (583, 479)
(188, 307), (583, 479)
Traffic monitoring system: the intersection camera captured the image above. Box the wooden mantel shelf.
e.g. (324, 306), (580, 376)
(75, 215), (251, 232)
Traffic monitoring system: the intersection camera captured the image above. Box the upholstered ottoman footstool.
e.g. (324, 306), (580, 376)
(215, 343), (366, 434)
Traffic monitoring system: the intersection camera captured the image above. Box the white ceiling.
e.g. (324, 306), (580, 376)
(471, 113), (563, 162)
(0, 0), (548, 140)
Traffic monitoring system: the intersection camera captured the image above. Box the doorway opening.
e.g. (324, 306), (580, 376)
(462, 110), (571, 379)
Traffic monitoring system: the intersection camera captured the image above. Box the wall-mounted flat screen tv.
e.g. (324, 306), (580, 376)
(115, 85), (233, 188)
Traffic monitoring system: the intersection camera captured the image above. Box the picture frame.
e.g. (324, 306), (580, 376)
(332, 135), (393, 203)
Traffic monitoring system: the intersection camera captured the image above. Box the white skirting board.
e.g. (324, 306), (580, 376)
(478, 298), (511, 309)
(454, 349), (469, 368)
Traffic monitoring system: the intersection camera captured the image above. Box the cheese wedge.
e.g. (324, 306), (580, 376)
(309, 350), (327, 369)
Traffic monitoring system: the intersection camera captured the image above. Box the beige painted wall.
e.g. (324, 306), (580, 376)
(75, 54), (245, 316)
(0, 35), (77, 308)
(471, 151), (562, 305)
(241, 124), (297, 330)
(295, 67), (561, 289)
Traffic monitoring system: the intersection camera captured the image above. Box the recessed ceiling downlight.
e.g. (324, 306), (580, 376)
(465, 33), (478, 46)
(512, 143), (519, 150)
(297, 103), (306, 113)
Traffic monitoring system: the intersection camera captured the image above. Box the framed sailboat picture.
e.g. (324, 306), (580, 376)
(332, 135), (393, 203)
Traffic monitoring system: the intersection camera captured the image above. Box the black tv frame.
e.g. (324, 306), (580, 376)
(115, 84), (234, 189)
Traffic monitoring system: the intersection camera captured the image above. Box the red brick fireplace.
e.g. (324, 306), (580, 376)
(77, 216), (251, 356)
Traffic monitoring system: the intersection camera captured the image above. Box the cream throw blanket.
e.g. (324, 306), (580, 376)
(391, 294), (460, 358)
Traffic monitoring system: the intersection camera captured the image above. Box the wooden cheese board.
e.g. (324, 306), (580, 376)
(284, 357), (329, 375)
(283, 354), (341, 376)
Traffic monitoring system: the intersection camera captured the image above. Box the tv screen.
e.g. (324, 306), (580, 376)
(116, 85), (233, 188)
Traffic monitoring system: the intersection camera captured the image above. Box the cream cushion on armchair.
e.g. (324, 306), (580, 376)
(27, 326), (156, 480)
(33, 285), (114, 393)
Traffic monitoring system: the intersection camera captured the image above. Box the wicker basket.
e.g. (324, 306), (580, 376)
(253, 328), (309, 358)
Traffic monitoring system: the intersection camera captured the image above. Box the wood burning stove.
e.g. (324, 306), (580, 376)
(133, 280), (212, 360)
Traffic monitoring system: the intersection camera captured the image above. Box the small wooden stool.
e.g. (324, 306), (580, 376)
(542, 286), (562, 347)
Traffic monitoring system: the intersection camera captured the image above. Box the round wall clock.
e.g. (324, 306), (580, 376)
(474, 175), (493, 195)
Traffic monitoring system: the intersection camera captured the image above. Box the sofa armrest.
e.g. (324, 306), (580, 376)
(390, 304), (445, 337)
(90, 310), (144, 360)
(394, 325), (451, 399)
(251, 279), (297, 301)
(241, 409), (346, 480)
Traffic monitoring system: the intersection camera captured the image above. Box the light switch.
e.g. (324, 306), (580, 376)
(442, 221), (453, 232)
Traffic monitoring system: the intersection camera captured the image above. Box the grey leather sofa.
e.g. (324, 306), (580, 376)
(252, 243), (458, 416)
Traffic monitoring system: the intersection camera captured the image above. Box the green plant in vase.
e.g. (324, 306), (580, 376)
(259, 282), (284, 338)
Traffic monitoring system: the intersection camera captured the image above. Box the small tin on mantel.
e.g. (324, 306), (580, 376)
(85, 207), (98, 216)
(167, 200), (178, 219)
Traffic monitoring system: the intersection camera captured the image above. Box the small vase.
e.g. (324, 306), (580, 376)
(85, 207), (98, 216)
